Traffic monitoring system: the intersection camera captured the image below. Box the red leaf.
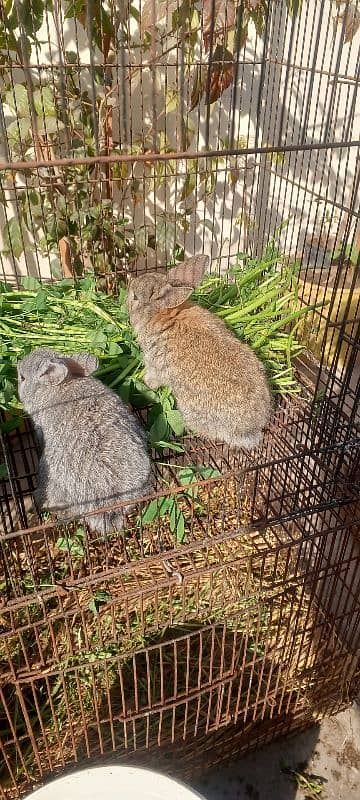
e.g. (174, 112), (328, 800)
(202, 0), (235, 52)
(206, 44), (234, 104)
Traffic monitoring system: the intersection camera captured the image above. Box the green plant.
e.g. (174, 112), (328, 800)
(193, 241), (326, 394)
(88, 591), (113, 615)
(140, 465), (221, 542)
(281, 763), (327, 799)
(332, 242), (360, 268)
(0, 274), (189, 451)
(56, 525), (86, 558)
(0, 2), (305, 277)
(0, 242), (324, 436)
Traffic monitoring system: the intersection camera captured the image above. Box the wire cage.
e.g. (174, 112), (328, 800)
(0, 0), (360, 796)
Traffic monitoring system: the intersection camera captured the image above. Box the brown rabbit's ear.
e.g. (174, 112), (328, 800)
(161, 283), (194, 309)
(168, 255), (209, 288)
(67, 353), (99, 376)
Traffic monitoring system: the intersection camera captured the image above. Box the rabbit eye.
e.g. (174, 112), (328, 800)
(19, 373), (25, 382)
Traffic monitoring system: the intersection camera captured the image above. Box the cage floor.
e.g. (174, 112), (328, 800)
(1, 389), (360, 798)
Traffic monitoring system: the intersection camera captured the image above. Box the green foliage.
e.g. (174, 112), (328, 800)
(88, 591), (113, 616)
(56, 526), (86, 557)
(139, 465), (221, 543)
(193, 242), (326, 395)
(0, 240), (321, 432)
(0, 1), (304, 275)
(281, 763), (326, 799)
(332, 242), (360, 268)
(0, 276), (185, 453)
(3, 217), (24, 259)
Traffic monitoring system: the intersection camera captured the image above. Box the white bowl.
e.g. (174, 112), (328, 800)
(26, 765), (206, 800)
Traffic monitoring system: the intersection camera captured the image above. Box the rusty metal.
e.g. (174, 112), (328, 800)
(0, 139), (359, 173)
(1, 0), (360, 796)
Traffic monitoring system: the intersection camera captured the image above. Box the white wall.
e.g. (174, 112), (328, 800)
(0, 0), (359, 283)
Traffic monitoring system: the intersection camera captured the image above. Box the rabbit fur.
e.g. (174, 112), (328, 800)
(17, 348), (152, 533)
(128, 256), (272, 450)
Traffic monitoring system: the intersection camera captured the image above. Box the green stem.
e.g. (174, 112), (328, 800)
(108, 358), (140, 388)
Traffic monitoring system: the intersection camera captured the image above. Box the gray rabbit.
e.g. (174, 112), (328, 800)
(128, 255), (272, 450)
(17, 348), (152, 534)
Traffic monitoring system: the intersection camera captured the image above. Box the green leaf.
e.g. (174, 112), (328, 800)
(33, 86), (57, 116)
(131, 380), (158, 406)
(197, 467), (221, 480)
(183, 118), (196, 150)
(56, 531), (85, 557)
(21, 275), (42, 290)
(130, 5), (140, 22)
(22, 0), (45, 35)
(90, 330), (108, 351)
(4, 217), (24, 259)
(5, 85), (30, 117)
(167, 498), (186, 542)
(64, 0), (85, 20)
(165, 408), (185, 436)
(169, 498), (178, 532)
(166, 87), (178, 113)
(140, 498), (159, 524)
(6, 118), (32, 143)
(107, 341), (122, 356)
(0, 416), (23, 434)
(38, 117), (64, 135)
(154, 441), (185, 453)
(181, 167), (197, 201)
(141, 495), (172, 525)
(89, 590), (113, 615)
(35, 289), (48, 311)
(148, 411), (168, 443)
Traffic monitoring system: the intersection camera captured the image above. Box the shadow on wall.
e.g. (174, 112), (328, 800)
(1, 2), (358, 281)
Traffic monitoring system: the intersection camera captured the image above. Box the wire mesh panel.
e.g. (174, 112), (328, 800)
(0, 0), (360, 797)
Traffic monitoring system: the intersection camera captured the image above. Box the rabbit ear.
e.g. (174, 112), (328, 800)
(161, 283), (194, 309)
(67, 353), (99, 376)
(41, 360), (69, 386)
(168, 255), (209, 288)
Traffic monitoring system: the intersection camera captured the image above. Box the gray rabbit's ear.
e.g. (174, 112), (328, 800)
(42, 360), (69, 385)
(161, 283), (194, 309)
(67, 353), (99, 376)
(168, 255), (209, 288)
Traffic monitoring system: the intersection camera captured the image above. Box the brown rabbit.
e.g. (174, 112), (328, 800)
(128, 256), (272, 450)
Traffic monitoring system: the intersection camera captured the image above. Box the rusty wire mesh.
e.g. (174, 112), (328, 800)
(0, 0), (360, 797)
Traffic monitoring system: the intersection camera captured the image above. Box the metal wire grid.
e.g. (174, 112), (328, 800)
(1, 390), (358, 535)
(0, 0), (360, 795)
(0, 383), (359, 795)
(0, 2), (358, 410)
(1, 509), (359, 796)
(0, 2), (358, 272)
